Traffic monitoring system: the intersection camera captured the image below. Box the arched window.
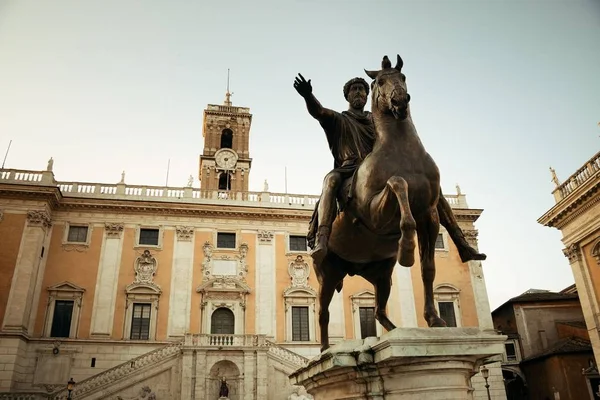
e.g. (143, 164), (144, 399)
(211, 307), (234, 334)
(220, 129), (233, 149)
(218, 172), (232, 191)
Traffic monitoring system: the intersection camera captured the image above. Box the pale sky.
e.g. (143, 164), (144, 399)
(1, 0), (598, 310)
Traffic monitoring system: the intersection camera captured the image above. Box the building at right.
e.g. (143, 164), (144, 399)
(538, 151), (600, 366)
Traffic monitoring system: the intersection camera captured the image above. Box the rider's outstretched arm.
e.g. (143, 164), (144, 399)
(303, 93), (335, 124)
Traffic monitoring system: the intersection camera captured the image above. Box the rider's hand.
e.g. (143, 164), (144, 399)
(294, 73), (312, 98)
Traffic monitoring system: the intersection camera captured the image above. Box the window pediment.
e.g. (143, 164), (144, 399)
(126, 282), (162, 296)
(283, 287), (316, 298)
(350, 290), (375, 300)
(47, 281), (85, 295)
(197, 277), (251, 295)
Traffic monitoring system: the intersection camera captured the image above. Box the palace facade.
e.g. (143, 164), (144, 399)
(0, 94), (504, 399)
(538, 151), (600, 384)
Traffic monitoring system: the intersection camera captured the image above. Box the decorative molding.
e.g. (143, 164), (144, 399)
(201, 241), (249, 281)
(27, 210), (51, 228)
(105, 222), (124, 238)
(130, 250), (159, 289)
(176, 226), (195, 241)
(563, 243), (582, 264)
(258, 230), (274, 243)
(288, 255), (310, 288)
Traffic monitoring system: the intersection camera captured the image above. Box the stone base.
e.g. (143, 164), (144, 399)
(290, 328), (506, 400)
(219, 397), (230, 400)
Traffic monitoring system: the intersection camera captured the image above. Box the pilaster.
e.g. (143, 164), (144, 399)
(90, 223), (124, 338)
(168, 226), (195, 338)
(255, 231), (275, 338)
(395, 263), (418, 327)
(465, 230), (493, 330)
(2, 210), (51, 334)
(563, 243), (600, 368)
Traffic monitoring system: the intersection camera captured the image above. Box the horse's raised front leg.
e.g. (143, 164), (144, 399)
(363, 258), (397, 332)
(417, 207), (446, 327)
(386, 176), (417, 267)
(315, 254), (346, 353)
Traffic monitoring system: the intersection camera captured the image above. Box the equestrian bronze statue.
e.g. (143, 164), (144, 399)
(294, 55), (484, 352)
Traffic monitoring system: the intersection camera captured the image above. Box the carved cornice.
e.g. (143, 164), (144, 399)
(176, 226), (194, 241)
(26, 210), (51, 228)
(105, 222), (124, 238)
(258, 230), (274, 242)
(539, 179), (600, 228)
(563, 243), (582, 264)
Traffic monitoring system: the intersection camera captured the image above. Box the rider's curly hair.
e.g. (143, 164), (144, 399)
(343, 77), (369, 101)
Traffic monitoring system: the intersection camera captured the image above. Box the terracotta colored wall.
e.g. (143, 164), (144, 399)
(33, 223), (103, 337)
(411, 236), (478, 327)
(113, 227), (174, 340)
(557, 322), (589, 340)
(583, 236), (600, 307)
(275, 235), (288, 342)
(0, 213), (26, 324)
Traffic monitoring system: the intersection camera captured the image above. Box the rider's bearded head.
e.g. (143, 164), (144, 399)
(343, 77), (369, 109)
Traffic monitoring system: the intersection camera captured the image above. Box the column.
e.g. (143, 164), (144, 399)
(465, 230), (493, 330)
(90, 223), (124, 338)
(255, 231), (275, 338)
(564, 243), (600, 368)
(3, 211), (51, 334)
(168, 226), (195, 338)
(395, 264), (418, 327)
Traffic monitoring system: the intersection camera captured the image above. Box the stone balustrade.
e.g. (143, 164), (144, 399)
(184, 333), (267, 347)
(554, 151), (600, 201)
(0, 168), (470, 209)
(265, 340), (309, 368)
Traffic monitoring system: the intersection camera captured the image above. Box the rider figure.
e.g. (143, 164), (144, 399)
(294, 73), (486, 265)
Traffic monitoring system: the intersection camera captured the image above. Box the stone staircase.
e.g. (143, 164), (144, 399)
(0, 336), (309, 400)
(49, 342), (182, 400)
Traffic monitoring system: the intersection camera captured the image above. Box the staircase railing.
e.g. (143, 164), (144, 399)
(265, 340), (309, 368)
(50, 342), (181, 399)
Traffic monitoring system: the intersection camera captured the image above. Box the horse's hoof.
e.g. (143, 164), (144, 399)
(398, 246), (415, 267)
(459, 248), (487, 263)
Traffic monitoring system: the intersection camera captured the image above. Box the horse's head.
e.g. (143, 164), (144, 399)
(365, 55), (410, 120)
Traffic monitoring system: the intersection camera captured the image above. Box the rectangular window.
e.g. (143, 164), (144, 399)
(359, 307), (377, 339)
(505, 342), (517, 362)
(217, 232), (236, 249)
(67, 226), (88, 243)
(130, 303), (151, 340)
(289, 235), (307, 252)
(50, 300), (74, 338)
(438, 301), (457, 327)
(139, 228), (159, 246)
(292, 306), (310, 341)
(435, 233), (444, 249)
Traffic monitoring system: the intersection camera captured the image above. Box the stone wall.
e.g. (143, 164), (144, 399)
(472, 363), (506, 400)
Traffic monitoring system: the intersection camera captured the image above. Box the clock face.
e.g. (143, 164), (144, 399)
(215, 149), (238, 170)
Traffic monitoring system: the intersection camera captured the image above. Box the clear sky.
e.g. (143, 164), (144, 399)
(0, 0), (598, 310)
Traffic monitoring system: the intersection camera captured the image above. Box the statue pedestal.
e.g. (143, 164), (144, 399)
(218, 397), (230, 400)
(290, 328), (506, 400)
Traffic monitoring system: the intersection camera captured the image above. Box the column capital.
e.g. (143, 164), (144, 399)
(563, 243), (582, 264)
(104, 223), (124, 238)
(464, 229), (479, 247)
(26, 210), (51, 228)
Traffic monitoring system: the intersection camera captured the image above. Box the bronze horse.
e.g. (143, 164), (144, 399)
(315, 55), (447, 352)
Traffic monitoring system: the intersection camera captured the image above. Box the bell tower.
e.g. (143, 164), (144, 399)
(199, 88), (252, 192)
